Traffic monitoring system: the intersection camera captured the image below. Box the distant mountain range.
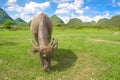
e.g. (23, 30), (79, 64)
(0, 8), (13, 24)
(14, 18), (28, 26)
(97, 15), (120, 27)
(67, 18), (83, 27)
(0, 7), (120, 27)
(0, 8), (28, 26)
(50, 15), (64, 26)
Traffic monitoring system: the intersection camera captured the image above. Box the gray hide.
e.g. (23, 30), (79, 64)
(30, 13), (58, 71)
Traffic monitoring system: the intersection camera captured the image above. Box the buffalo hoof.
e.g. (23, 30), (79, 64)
(43, 66), (50, 72)
(43, 69), (50, 72)
(43, 68), (50, 72)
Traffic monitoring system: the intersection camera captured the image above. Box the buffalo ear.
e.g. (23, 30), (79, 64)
(51, 38), (58, 51)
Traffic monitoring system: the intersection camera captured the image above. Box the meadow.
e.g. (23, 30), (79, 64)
(0, 28), (120, 80)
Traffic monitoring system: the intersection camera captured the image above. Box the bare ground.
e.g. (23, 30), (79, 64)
(89, 39), (120, 44)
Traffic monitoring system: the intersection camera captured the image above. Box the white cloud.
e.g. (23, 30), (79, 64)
(55, 0), (84, 15)
(58, 16), (70, 24)
(55, 0), (111, 23)
(112, 0), (120, 7)
(6, 2), (23, 13)
(53, 0), (73, 3)
(22, 1), (50, 15)
(55, 0), (93, 23)
(78, 13), (110, 23)
(112, 0), (117, 6)
(70, 13), (92, 22)
(24, 2), (50, 11)
(6, 0), (50, 22)
(87, 0), (91, 2)
(93, 13), (110, 22)
(59, 12), (111, 23)
(79, 16), (92, 22)
(76, 9), (84, 14)
(115, 11), (120, 15)
(57, 3), (70, 8)
(7, 0), (16, 4)
(112, 0), (115, 4)
(74, 0), (84, 7)
(117, 2), (120, 6)
(11, 13), (32, 22)
(58, 15), (92, 24)
(55, 9), (69, 14)
(7, 1), (50, 13)
(5, 0), (113, 23)
(84, 6), (89, 10)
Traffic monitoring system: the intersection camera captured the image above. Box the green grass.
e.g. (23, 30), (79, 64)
(0, 29), (120, 80)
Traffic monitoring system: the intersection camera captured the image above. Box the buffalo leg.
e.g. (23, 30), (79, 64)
(40, 54), (44, 66)
(43, 58), (51, 71)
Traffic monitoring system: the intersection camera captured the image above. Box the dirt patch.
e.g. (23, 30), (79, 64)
(54, 34), (82, 37)
(113, 32), (120, 36)
(89, 39), (120, 44)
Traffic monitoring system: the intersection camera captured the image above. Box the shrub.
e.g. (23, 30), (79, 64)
(2, 20), (13, 29)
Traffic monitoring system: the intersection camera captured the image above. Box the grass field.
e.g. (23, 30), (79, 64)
(0, 29), (120, 80)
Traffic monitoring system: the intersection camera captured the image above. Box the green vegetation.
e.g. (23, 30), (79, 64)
(97, 15), (120, 28)
(50, 14), (120, 29)
(84, 21), (96, 26)
(51, 15), (64, 27)
(66, 18), (83, 28)
(2, 20), (13, 29)
(97, 18), (110, 28)
(28, 20), (31, 26)
(110, 15), (120, 27)
(0, 8), (28, 27)
(0, 8), (13, 24)
(0, 29), (120, 80)
(14, 18), (28, 26)
(0, 6), (120, 80)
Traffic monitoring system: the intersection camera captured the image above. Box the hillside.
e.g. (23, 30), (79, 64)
(50, 15), (64, 26)
(84, 21), (96, 26)
(0, 7), (13, 24)
(97, 16), (120, 28)
(14, 18), (28, 26)
(97, 18), (110, 27)
(67, 18), (83, 27)
(110, 15), (120, 27)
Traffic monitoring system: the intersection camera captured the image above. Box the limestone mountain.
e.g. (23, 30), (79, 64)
(97, 18), (110, 27)
(14, 18), (28, 26)
(67, 18), (83, 27)
(0, 7), (13, 24)
(50, 15), (64, 26)
(110, 15), (120, 27)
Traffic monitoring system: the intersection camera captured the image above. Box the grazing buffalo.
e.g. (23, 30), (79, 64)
(30, 13), (58, 71)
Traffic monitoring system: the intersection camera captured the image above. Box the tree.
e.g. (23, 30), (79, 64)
(2, 20), (13, 29)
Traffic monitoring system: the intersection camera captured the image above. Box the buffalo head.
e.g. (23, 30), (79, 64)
(32, 38), (58, 71)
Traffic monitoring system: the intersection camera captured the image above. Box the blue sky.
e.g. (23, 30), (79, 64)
(0, 0), (120, 23)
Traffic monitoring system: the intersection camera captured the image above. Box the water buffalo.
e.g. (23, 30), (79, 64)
(30, 13), (58, 71)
